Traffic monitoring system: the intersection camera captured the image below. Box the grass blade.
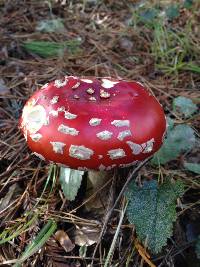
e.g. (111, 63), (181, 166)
(13, 220), (57, 267)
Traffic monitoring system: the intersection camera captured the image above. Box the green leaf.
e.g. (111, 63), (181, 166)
(166, 117), (174, 131)
(36, 18), (65, 33)
(152, 124), (196, 165)
(23, 41), (66, 58)
(166, 4), (180, 20)
(183, 0), (193, 9)
(79, 245), (87, 258)
(173, 96), (198, 118)
(22, 40), (81, 58)
(59, 167), (84, 201)
(184, 162), (200, 174)
(13, 220), (57, 267)
(126, 179), (185, 254)
(139, 9), (158, 23)
(182, 63), (200, 74)
(196, 235), (200, 259)
(0, 213), (38, 245)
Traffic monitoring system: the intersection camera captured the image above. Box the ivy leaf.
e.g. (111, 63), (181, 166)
(126, 179), (185, 254)
(152, 124), (196, 165)
(184, 162), (200, 174)
(173, 96), (198, 118)
(59, 167), (84, 201)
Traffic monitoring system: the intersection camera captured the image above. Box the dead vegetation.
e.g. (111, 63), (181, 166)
(0, 0), (200, 266)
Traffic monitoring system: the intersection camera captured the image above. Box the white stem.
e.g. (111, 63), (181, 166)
(86, 170), (114, 210)
(87, 170), (113, 189)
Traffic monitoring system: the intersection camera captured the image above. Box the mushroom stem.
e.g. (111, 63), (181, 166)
(85, 170), (114, 210)
(87, 170), (113, 190)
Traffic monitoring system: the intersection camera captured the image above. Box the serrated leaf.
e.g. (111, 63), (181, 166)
(152, 124), (196, 165)
(173, 96), (198, 118)
(59, 167), (84, 201)
(166, 4), (180, 20)
(36, 18), (65, 33)
(184, 162), (200, 174)
(126, 179), (185, 254)
(196, 235), (200, 259)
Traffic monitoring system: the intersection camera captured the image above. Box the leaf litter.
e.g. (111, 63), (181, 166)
(0, 0), (200, 266)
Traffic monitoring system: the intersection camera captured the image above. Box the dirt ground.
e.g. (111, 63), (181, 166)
(0, 1), (200, 266)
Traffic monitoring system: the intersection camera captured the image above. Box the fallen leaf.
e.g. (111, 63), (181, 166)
(54, 230), (75, 252)
(0, 183), (22, 212)
(74, 225), (100, 246)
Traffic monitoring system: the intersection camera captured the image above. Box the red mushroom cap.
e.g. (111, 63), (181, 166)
(19, 76), (166, 170)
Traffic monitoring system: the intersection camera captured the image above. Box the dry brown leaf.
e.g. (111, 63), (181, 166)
(0, 183), (22, 212)
(74, 225), (100, 247)
(54, 230), (75, 253)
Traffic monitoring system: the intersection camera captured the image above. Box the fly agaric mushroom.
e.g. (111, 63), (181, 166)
(19, 76), (166, 194)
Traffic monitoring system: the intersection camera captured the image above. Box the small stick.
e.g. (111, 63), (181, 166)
(91, 156), (152, 266)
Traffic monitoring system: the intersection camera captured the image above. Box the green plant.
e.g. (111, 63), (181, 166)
(126, 179), (185, 253)
(22, 40), (82, 58)
(151, 21), (200, 75)
(59, 167), (84, 201)
(13, 220), (57, 267)
(173, 96), (198, 118)
(152, 122), (196, 165)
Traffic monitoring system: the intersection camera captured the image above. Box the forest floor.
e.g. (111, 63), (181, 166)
(0, 1), (200, 266)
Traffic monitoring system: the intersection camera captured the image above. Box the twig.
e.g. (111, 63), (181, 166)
(104, 200), (127, 267)
(91, 156), (152, 266)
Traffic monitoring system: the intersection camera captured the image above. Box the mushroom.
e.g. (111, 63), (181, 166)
(19, 76), (166, 197)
